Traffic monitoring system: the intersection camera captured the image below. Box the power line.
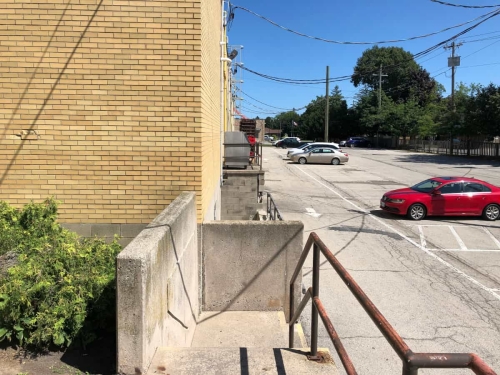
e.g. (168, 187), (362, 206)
(233, 9), (500, 87)
(242, 100), (293, 113)
(462, 38), (500, 58)
(460, 35), (500, 43)
(238, 89), (303, 111)
(238, 106), (282, 115)
(430, 0), (500, 9)
(232, 5), (500, 45)
(458, 29), (500, 38)
(459, 62), (500, 68)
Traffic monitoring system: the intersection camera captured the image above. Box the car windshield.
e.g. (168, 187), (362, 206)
(411, 179), (443, 193)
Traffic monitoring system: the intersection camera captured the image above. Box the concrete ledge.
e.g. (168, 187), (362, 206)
(202, 221), (303, 321)
(117, 192), (198, 375)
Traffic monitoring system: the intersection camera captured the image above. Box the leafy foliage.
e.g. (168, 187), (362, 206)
(351, 46), (420, 103)
(0, 198), (121, 349)
(261, 46), (500, 143)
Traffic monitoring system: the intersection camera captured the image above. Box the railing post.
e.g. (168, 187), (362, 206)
(289, 282), (294, 348)
(402, 363), (418, 375)
(260, 143), (263, 171)
(310, 243), (320, 356)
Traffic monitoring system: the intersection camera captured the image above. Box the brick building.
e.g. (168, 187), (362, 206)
(0, 0), (229, 236)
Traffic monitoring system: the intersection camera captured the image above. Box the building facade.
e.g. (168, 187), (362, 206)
(0, 0), (229, 230)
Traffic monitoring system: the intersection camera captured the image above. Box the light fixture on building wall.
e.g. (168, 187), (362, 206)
(228, 49), (238, 60)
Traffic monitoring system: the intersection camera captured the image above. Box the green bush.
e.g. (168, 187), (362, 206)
(0, 198), (121, 349)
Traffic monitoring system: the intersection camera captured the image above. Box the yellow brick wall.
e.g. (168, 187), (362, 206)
(0, 0), (223, 223)
(201, 0), (222, 221)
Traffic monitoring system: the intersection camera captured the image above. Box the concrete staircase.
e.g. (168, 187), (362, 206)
(146, 311), (339, 375)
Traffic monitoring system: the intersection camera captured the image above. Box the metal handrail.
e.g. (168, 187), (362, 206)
(288, 232), (497, 375)
(265, 192), (283, 221)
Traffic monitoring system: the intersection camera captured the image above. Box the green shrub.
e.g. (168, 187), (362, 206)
(0, 198), (121, 349)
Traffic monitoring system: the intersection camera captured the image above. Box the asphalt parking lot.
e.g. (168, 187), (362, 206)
(263, 146), (500, 374)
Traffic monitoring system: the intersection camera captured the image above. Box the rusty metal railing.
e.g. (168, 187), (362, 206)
(266, 192), (283, 221)
(289, 232), (497, 375)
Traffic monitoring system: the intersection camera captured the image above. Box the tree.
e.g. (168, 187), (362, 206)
(403, 68), (438, 106)
(468, 83), (500, 138)
(328, 86), (349, 140)
(352, 46), (420, 102)
(265, 116), (277, 129)
(352, 46), (439, 106)
(273, 111), (300, 137)
(384, 99), (423, 143)
(299, 96), (327, 140)
(353, 89), (393, 136)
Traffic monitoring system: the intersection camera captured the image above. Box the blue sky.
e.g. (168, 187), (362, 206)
(227, 0), (500, 117)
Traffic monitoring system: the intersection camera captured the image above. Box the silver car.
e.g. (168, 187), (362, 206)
(287, 142), (340, 158)
(290, 147), (349, 165)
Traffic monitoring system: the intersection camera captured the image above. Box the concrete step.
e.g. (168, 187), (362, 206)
(192, 311), (307, 348)
(147, 347), (340, 375)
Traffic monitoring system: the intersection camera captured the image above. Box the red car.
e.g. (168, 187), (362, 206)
(380, 177), (500, 221)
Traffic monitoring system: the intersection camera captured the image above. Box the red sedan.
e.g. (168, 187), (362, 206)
(380, 177), (500, 221)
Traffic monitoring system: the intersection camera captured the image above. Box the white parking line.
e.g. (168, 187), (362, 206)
(305, 208), (322, 218)
(448, 226), (468, 251)
(429, 249), (500, 252)
(418, 225), (427, 249)
(294, 165), (500, 302)
(483, 228), (500, 250)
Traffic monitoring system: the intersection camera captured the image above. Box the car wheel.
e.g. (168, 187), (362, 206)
(407, 203), (426, 221)
(483, 204), (500, 221)
(331, 158), (340, 165)
(298, 157), (307, 165)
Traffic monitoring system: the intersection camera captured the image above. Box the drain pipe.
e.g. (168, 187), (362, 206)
(220, 1), (229, 190)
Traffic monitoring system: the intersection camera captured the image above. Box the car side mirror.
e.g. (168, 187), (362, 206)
(432, 189), (442, 195)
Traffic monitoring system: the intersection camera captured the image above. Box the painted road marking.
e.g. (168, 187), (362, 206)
(448, 226), (468, 251)
(417, 225), (500, 252)
(305, 208), (321, 218)
(418, 225), (427, 249)
(483, 228), (500, 250)
(294, 165), (500, 302)
(429, 249), (500, 252)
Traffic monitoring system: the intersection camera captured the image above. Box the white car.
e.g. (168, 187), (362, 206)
(272, 138), (284, 146)
(287, 142), (340, 158)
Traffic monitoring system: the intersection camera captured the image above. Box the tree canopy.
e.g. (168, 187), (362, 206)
(257, 46), (499, 142)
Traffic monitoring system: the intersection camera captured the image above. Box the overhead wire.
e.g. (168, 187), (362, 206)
(430, 0), (500, 9)
(458, 29), (500, 38)
(232, 5), (500, 45)
(460, 35), (500, 43)
(365, 36), (500, 99)
(231, 8), (500, 87)
(462, 37), (500, 57)
(237, 89), (303, 110)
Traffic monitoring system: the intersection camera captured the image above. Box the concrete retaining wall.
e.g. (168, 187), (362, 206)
(117, 192), (198, 375)
(221, 170), (265, 220)
(201, 221), (303, 321)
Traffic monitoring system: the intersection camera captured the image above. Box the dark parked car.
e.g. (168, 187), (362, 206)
(275, 137), (307, 149)
(345, 137), (372, 148)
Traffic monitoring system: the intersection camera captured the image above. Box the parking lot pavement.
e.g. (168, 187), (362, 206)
(263, 146), (500, 374)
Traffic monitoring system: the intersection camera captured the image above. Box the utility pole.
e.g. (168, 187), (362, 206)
(445, 41), (462, 156)
(373, 64), (387, 147)
(324, 66), (329, 142)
